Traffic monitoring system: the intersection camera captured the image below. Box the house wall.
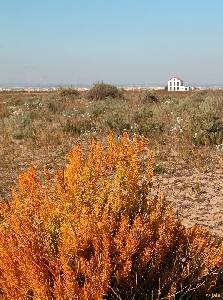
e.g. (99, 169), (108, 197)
(179, 86), (190, 91)
(168, 77), (190, 91)
(167, 78), (183, 91)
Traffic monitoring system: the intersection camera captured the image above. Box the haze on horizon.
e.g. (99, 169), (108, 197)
(0, 0), (223, 86)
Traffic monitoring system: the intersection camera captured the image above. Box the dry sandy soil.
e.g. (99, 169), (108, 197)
(154, 153), (223, 237)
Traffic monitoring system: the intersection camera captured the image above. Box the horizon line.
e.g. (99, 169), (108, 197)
(1, 82), (223, 88)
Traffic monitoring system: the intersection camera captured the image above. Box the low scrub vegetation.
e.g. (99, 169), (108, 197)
(1, 88), (223, 197)
(0, 133), (223, 299)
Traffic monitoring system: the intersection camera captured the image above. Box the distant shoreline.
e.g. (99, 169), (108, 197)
(1, 82), (223, 90)
(0, 85), (223, 92)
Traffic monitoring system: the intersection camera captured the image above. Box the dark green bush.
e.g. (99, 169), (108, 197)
(133, 107), (153, 123)
(87, 82), (122, 100)
(59, 88), (80, 97)
(62, 119), (93, 135)
(106, 112), (131, 133)
(193, 122), (223, 145)
(143, 90), (159, 103)
(47, 102), (58, 113)
(155, 163), (165, 174)
(136, 122), (164, 136)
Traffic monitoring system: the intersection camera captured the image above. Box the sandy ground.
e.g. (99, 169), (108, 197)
(156, 167), (223, 237)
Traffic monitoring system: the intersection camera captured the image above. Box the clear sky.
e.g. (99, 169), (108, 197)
(0, 0), (223, 86)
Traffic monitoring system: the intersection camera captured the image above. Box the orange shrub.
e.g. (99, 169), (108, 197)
(0, 132), (222, 299)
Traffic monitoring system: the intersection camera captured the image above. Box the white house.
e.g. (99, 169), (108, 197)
(167, 77), (190, 92)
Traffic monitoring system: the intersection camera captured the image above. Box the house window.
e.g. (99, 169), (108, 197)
(177, 87), (179, 90)
(177, 82), (179, 86)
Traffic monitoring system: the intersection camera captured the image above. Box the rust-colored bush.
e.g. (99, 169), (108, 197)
(0, 132), (222, 299)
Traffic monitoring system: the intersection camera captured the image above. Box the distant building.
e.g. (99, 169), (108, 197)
(167, 77), (191, 91)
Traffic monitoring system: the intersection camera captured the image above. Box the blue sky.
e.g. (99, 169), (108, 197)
(0, 0), (223, 86)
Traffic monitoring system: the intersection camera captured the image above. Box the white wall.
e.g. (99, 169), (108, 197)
(168, 77), (190, 91)
(168, 77), (183, 91)
(179, 86), (190, 91)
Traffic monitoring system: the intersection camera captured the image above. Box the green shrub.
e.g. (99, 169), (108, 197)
(106, 112), (131, 133)
(136, 121), (165, 136)
(62, 119), (93, 135)
(133, 107), (153, 123)
(155, 163), (165, 174)
(193, 123), (223, 145)
(87, 82), (122, 100)
(47, 101), (58, 113)
(188, 96), (223, 145)
(143, 90), (158, 103)
(59, 88), (80, 97)
(87, 102), (106, 118)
